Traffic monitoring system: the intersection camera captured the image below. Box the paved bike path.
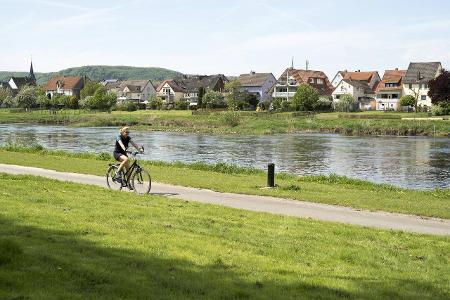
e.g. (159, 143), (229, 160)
(1, 163), (449, 236)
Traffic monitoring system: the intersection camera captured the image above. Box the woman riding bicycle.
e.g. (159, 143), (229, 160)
(114, 126), (144, 177)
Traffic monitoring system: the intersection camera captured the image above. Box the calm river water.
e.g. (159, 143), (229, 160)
(1, 124), (449, 190)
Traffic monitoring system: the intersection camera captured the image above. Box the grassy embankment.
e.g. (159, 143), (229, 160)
(1, 173), (449, 299)
(0, 146), (448, 219)
(0, 109), (449, 136)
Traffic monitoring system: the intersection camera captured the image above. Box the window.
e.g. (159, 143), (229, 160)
(317, 78), (324, 84)
(421, 95), (427, 101)
(392, 94), (398, 99)
(409, 84), (413, 89)
(309, 78), (315, 84)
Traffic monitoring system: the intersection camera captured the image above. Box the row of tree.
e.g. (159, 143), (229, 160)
(0, 81), (118, 110)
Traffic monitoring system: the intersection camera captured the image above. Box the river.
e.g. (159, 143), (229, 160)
(1, 124), (449, 190)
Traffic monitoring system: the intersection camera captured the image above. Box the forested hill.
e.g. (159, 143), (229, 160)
(0, 65), (182, 85)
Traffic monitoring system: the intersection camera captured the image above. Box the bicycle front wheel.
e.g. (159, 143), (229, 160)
(106, 165), (123, 191)
(131, 168), (151, 194)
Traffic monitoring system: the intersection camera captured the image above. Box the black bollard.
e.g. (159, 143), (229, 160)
(267, 163), (275, 188)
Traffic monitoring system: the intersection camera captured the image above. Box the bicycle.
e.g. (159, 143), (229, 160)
(106, 150), (152, 194)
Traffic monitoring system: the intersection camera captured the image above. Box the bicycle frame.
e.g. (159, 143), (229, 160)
(122, 153), (142, 181)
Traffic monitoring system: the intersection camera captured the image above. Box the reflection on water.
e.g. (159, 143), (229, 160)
(0, 124), (449, 190)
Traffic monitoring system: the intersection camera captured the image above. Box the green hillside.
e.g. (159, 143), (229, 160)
(0, 65), (182, 85)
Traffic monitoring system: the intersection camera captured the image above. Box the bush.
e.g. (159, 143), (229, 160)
(14, 86), (38, 108)
(0, 88), (12, 107)
(400, 95), (416, 108)
(203, 91), (226, 109)
(281, 100), (292, 111)
(335, 94), (357, 112)
(271, 98), (283, 111)
(80, 87), (117, 110)
(222, 112), (241, 127)
(148, 96), (163, 110)
(432, 102), (450, 116)
(175, 100), (189, 110)
(258, 100), (271, 111)
(292, 84), (319, 111)
(315, 97), (333, 111)
(114, 101), (138, 111)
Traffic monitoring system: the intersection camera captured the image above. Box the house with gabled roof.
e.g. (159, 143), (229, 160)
(272, 68), (333, 100)
(156, 74), (227, 106)
(105, 80), (156, 104)
(375, 68), (407, 111)
(238, 71), (276, 102)
(402, 62), (442, 108)
(331, 70), (381, 89)
(6, 61), (36, 94)
(43, 76), (87, 99)
(332, 79), (376, 110)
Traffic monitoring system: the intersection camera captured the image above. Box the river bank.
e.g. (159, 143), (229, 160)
(1, 109), (449, 136)
(0, 146), (448, 219)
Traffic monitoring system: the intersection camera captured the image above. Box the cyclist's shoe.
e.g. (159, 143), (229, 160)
(113, 171), (124, 183)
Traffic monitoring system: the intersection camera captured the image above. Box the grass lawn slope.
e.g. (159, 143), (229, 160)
(0, 174), (449, 299)
(0, 146), (449, 219)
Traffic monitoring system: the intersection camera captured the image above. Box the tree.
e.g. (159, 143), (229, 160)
(335, 94), (356, 112)
(400, 95), (416, 108)
(197, 87), (206, 108)
(15, 86), (38, 108)
(292, 84), (319, 111)
(0, 88), (13, 107)
(225, 80), (244, 110)
(428, 69), (450, 105)
(148, 96), (163, 110)
(80, 81), (102, 99)
(203, 90), (225, 109)
(80, 87), (116, 110)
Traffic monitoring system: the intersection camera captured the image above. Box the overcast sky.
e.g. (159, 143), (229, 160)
(1, 0), (449, 78)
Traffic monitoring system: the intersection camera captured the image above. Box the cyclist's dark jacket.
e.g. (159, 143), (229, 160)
(114, 134), (131, 156)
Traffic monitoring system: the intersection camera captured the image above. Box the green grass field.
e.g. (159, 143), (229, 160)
(1, 174), (449, 299)
(1, 146), (449, 219)
(0, 109), (448, 136)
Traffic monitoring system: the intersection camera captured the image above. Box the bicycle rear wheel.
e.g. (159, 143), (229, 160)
(131, 168), (151, 194)
(106, 165), (123, 191)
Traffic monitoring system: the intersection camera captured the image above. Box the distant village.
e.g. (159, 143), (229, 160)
(0, 60), (445, 112)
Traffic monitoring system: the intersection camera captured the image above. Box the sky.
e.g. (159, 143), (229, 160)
(1, 0), (450, 78)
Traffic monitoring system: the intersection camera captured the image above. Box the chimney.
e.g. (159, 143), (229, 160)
(395, 68), (398, 71)
(417, 71), (421, 81)
(250, 71), (255, 75)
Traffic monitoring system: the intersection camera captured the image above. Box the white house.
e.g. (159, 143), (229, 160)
(402, 62), (442, 109)
(156, 75), (227, 106)
(331, 70), (380, 89)
(272, 68), (333, 100)
(375, 69), (407, 111)
(238, 71), (276, 102)
(113, 80), (156, 104)
(43, 76), (86, 99)
(332, 79), (376, 110)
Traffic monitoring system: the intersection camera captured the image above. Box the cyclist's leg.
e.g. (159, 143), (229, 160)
(117, 155), (130, 174)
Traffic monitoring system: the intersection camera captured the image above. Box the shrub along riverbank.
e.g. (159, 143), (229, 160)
(1, 173), (449, 299)
(0, 146), (448, 219)
(0, 109), (449, 136)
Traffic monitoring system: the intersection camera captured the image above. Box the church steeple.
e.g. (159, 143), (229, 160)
(29, 59), (35, 81)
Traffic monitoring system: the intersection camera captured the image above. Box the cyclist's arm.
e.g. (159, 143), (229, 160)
(131, 141), (144, 153)
(118, 140), (127, 152)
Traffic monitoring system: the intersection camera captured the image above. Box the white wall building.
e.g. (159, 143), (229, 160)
(402, 62), (442, 108)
